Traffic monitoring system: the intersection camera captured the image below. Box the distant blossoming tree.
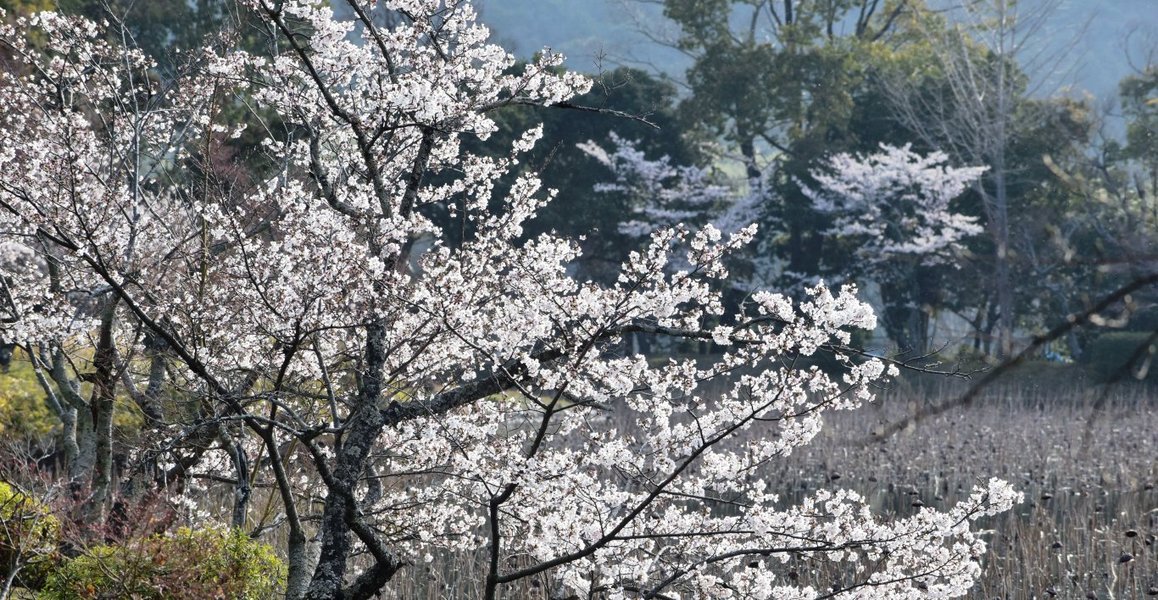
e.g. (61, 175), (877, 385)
(578, 133), (736, 238)
(804, 145), (987, 354)
(0, 2), (1016, 600)
(803, 145), (985, 269)
(578, 134), (768, 286)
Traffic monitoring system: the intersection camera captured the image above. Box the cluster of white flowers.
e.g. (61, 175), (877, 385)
(578, 133), (736, 238)
(803, 144), (987, 269)
(577, 134), (779, 291)
(0, 2), (1016, 598)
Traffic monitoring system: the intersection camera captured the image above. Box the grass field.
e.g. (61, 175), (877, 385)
(768, 377), (1158, 600)
(380, 374), (1157, 599)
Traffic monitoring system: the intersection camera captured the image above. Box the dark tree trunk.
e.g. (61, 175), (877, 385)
(305, 322), (401, 600)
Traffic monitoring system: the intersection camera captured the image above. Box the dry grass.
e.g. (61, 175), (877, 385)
(379, 377), (1157, 599)
(774, 379), (1158, 600)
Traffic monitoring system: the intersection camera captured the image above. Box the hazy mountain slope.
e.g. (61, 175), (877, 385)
(475, 0), (687, 75)
(476, 0), (1156, 104)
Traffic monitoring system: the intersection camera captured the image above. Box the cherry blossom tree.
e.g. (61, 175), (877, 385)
(802, 145), (985, 354)
(578, 132), (735, 239)
(0, 2), (1018, 599)
(578, 134), (770, 292)
(803, 145), (986, 269)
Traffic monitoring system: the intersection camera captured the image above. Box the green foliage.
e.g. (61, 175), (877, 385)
(0, 0), (54, 16)
(1120, 66), (1157, 168)
(0, 352), (145, 445)
(39, 527), (284, 600)
(0, 359), (56, 442)
(53, 0), (233, 65)
(1084, 332), (1158, 383)
(0, 481), (61, 589)
(661, 0), (942, 286)
(454, 66), (696, 282)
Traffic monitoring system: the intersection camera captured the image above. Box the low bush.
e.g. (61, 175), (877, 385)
(0, 480), (61, 590)
(39, 527), (284, 600)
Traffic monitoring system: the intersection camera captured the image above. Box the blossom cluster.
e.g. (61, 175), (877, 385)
(803, 144), (987, 269)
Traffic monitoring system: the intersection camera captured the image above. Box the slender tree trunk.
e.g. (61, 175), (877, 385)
(49, 350), (95, 488)
(992, 165), (1014, 359)
(223, 433), (250, 529)
(991, 0), (1016, 360)
(136, 331), (167, 421)
(258, 425), (312, 600)
(57, 405), (79, 474)
(983, 299), (999, 356)
(971, 301), (986, 352)
(0, 559), (19, 600)
(87, 299), (119, 522)
(913, 307), (930, 356)
(737, 135), (762, 182)
(32, 350), (81, 477)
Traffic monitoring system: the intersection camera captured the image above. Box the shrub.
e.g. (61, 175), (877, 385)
(0, 351), (144, 445)
(0, 359), (57, 442)
(39, 527), (284, 600)
(0, 480), (61, 590)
